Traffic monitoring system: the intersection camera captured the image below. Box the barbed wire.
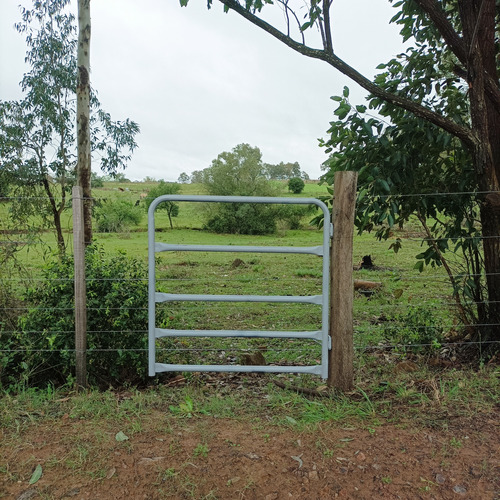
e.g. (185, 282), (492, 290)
(1, 188), (499, 203)
(1, 339), (498, 355)
(2, 270), (500, 283)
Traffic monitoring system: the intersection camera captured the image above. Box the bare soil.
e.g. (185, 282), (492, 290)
(1, 388), (499, 500)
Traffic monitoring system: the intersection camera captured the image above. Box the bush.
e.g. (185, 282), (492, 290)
(384, 306), (444, 354)
(288, 177), (305, 194)
(7, 246), (169, 388)
(0, 276), (23, 389)
(95, 200), (143, 232)
(204, 203), (277, 235)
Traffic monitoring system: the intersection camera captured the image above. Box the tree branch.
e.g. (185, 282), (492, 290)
(414, 0), (500, 114)
(217, 0), (476, 148)
(322, 0), (333, 53)
(412, 0), (468, 64)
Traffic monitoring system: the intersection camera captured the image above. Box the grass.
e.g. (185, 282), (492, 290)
(1, 179), (475, 391)
(1, 180), (495, 391)
(0, 363), (497, 434)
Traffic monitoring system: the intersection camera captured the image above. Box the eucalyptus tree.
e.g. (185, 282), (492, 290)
(185, 0), (500, 344)
(0, 0), (139, 254)
(77, 0), (91, 244)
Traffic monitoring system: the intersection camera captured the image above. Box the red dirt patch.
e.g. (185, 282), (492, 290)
(2, 413), (499, 499)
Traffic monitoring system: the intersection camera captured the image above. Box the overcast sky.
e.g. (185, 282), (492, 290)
(0, 0), (404, 181)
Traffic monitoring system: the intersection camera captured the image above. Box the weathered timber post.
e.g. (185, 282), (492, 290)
(73, 185), (88, 390)
(328, 171), (358, 391)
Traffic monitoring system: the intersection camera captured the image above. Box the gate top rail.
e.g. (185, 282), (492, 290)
(148, 194), (332, 379)
(148, 194), (330, 213)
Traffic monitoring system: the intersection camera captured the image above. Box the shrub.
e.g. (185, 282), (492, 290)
(0, 276), (23, 389)
(8, 246), (169, 388)
(204, 203), (277, 235)
(384, 306), (444, 353)
(95, 200), (143, 232)
(288, 177), (305, 194)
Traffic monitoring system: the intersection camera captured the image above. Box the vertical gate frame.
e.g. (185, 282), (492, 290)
(148, 195), (332, 379)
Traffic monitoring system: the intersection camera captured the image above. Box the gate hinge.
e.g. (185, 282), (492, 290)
(328, 335), (332, 350)
(329, 223), (334, 238)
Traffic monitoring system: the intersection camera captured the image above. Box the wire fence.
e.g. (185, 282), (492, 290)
(1, 189), (500, 386)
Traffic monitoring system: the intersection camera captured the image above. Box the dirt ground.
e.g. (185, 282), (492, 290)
(1, 403), (499, 500)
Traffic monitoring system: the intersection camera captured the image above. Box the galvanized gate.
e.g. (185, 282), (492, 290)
(148, 195), (332, 379)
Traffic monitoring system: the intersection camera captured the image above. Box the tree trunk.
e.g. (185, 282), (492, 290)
(42, 178), (65, 254)
(77, 0), (92, 246)
(459, 0), (500, 343)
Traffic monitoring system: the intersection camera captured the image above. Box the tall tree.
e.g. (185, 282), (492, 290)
(185, 0), (500, 343)
(0, 0), (139, 254)
(77, 0), (92, 245)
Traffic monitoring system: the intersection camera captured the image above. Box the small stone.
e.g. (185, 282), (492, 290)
(453, 484), (467, 495)
(265, 493), (278, 500)
(356, 452), (366, 462)
(16, 490), (37, 500)
(435, 474), (446, 485)
(308, 470), (319, 480)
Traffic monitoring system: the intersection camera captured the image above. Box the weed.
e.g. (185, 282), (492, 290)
(193, 443), (210, 458)
(163, 467), (177, 480)
(169, 396), (195, 418)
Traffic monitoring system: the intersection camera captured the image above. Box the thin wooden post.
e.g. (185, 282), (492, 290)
(73, 185), (87, 390)
(328, 171), (358, 391)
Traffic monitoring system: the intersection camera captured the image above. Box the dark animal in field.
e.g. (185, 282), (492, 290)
(360, 255), (374, 269)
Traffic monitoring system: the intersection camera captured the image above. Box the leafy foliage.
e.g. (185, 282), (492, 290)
(288, 177), (305, 194)
(144, 181), (181, 229)
(201, 144), (280, 234)
(318, 61), (485, 333)
(178, 172), (190, 183)
(264, 161), (309, 180)
(95, 200), (143, 233)
(0, 0), (139, 254)
(383, 306), (444, 354)
(7, 246), (165, 388)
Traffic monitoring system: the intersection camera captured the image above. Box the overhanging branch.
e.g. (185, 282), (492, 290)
(217, 0), (476, 148)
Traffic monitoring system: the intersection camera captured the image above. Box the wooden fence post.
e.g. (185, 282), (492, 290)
(73, 186), (87, 390)
(328, 171), (358, 391)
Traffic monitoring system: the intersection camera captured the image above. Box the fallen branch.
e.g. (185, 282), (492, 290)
(354, 279), (382, 290)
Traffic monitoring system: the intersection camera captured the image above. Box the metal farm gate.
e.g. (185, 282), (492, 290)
(148, 195), (332, 379)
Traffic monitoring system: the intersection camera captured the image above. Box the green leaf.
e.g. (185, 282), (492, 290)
(413, 261), (424, 273)
(343, 86), (350, 98)
(115, 431), (129, 442)
(29, 464), (43, 485)
(285, 416), (298, 425)
(334, 105), (350, 120)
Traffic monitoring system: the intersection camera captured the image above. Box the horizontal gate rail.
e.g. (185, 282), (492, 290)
(155, 243), (324, 256)
(148, 195), (332, 379)
(155, 364), (322, 375)
(155, 292), (322, 305)
(155, 329), (323, 340)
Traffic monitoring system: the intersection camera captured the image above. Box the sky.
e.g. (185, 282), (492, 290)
(0, 0), (405, 181)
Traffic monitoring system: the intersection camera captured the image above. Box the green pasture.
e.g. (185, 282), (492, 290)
(1, 180), (456, 372)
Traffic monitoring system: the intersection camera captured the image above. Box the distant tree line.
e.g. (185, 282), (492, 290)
(186, 157), (309, 185)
